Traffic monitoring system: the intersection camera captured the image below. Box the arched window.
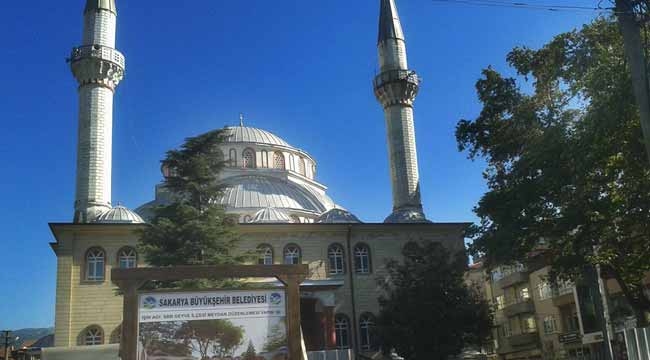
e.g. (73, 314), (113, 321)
(82, 326), (104, 346)
(242, 148), (256, 168)
(261, 150), (269, 168)
(284, 244), (301, 265)
(117, 247), (137, 269)
(328, 244), (345, 275)
(273, 152), (285, 169)
(257, 245), (274, 265)
(242, 215), (252, 223)
(109, 324), (121, 344)
(85, 247), (105, 281)
(229, 148), (237, 167)
(298, 157), (306, 176)
(291, 215), (301, 224)
(354, 244), (371, 274)
(359, 313), (376, 351)
(335, 314), (351, 349)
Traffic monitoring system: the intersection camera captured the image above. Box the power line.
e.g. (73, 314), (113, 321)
(431, 0), (618, 13)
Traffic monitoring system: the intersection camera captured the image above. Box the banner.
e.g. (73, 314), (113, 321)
(137, 289), (288, 360)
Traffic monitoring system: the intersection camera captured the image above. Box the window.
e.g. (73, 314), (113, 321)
(242, 148), (255, 168)
(83, 326), (103, 346)
(291, 215), (301, 224)
(109, 325), (121, 344)
(328, 244), (345, 275)
(359, 313), (376, 351)
(261, 150), (269, 168)
(354, 244), (371, 274)
(495, 295), (505, 310)
(564, 309), (580, 332)
(85, 247), (105, 281)
(521, 316), (537, 333)
(273, 152), (285, 169)
(289, 154), (295, 171)
(335, 315), (350, 349)
(284, 244), (301, 265)
(257, 245), (274, 265)
(229, 148), (237, 167)
(519, 287), (530, 301)
(537, 282), (553, 301)
(543, 316), (557, 334)
(242, 215), (252, 223)
(298, 157), (306, 175)
(117, 247), (137, 269)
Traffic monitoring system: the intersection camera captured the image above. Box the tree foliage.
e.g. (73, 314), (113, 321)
(377, 242), (492, 360)
(456, 18), (650, 324)
(138, 129), (244, 267)
(176, 320), (244, 360)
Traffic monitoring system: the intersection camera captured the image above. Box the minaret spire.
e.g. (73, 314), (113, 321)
(70, 0), (125, 222)
(374, 0), (428, 223)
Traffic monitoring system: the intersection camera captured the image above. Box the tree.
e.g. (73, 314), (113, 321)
(377, 242), (492, 360)
(455, 18), (650, 325)
(262, 322), (287, 352)
(138, 129), (246, 270)
(176, 319), (244, 360)
(242, 340), (257, 360)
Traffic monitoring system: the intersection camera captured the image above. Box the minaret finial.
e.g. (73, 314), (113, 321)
(378, 0), (405, 44)
(239, 113), (244, 127)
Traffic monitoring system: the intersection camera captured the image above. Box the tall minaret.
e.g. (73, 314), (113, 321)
(374, 0), (427, 223)
(70, 0), (125, 223)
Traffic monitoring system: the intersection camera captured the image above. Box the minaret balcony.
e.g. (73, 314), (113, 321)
(373, 69), (419, 90)
(373, 69), (420, 107)
(70, 44), (125, 69)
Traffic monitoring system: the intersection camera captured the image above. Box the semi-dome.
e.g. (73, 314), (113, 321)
(251, 207), (291, 223)
(217, 175), (334, 214)
(316, 208), (362, 223)
(95, 205), (145, 224)
(222, 126), (291, 148)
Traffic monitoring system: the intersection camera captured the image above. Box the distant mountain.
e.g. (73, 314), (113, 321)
(8, 328), (54, 347)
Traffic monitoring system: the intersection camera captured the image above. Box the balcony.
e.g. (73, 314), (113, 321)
(552, 283), (575, 307)
(496, 271), (529, 289)
(509, 331), (539, 346)
(503, 299), (535, 317)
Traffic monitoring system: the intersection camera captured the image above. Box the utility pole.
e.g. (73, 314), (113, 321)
(615, 0), (650, 162)
(2, 330), (10, 360)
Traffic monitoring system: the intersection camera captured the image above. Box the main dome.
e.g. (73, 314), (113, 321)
(222, 126), (291, 148)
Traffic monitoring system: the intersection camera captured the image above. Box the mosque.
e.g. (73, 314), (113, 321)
(48, 0), (468, 358)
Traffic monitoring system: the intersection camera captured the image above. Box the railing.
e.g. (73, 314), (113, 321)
(307, 349), (354, 360)
(373, 69), (420, 89)
(70, 44), (126, 68)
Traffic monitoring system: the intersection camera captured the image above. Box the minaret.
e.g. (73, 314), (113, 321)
(374, 0), (427, 223)
(70, 0), (125, 223)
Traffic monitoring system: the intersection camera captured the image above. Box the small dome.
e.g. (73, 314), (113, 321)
(251, 207), (291, 223)
(95, 206), (145, 224)
(222, 126), (291, 147)
(316, 208), (361, 223)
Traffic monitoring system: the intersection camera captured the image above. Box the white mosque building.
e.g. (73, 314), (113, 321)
(47, 0), (468, 358)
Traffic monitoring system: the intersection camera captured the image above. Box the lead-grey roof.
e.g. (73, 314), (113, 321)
(317, 208), (362, 223)
(95, 206), (145, 224)
(218, 175), (332, 213)
(378, 0), (405, 44)
(85, 0), (116, 14)
(222, 126), (291, 147)
(251, 207), (292, 223)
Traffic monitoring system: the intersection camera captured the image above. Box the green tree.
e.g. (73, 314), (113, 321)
(176, 319), (243, 360)
(242, 340), (257, 360)
(262, 322), (287, 352)
(138, 129), (246, 270)
(377, 242), (492, 360)
(455, 18), (650, 325)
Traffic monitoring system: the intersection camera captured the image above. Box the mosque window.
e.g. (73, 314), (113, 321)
(335, 314), (351, 349)
(85, 247), (105, 281)
(229, 149), (237, 167)
(354, 244), (371, 274)
(109, 324), (121, 344)
(261, 150), (269, 168)
(243, 148), (256, 168)
(274, 152), (285, 169)
(359, 313), (376, 351)
(117, 247), (137, 269)
(298, 157), (306, 176)
(284, 244), (301, 265)
(291, 215), (301, 223)
(83, 326), (104, 346)
(257, 244), (274, 265)
(289, 154), (295, 171)
(242, 215), (252, 223)
(328, 244), (345, 275)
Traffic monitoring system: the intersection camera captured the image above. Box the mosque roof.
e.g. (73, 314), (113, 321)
(95, 205), (145, 224)
(251, 207), (292, 223)
(217, 175), (333, 214)
(316, 208), (362, 223)
(222, 126), (291, 148)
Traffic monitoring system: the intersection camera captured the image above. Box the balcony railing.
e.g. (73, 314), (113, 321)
(373, 69), (420, 89)
(307, 349), (354, 360)
(503, 298), (535, 317)
(69, 45), (126, 69)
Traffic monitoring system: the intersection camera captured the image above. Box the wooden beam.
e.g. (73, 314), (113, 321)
(112, 264), (308, 282)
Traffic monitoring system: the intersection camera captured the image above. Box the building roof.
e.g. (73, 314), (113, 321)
(222, 126), (291, 147)
(95, 206), (145, 224)
(378, 0), (404, 43)
(84, 0), (116, 14)
(218, 175), (333, 214)
(251, 207), (292, 223)
(316, 208), (361, 223)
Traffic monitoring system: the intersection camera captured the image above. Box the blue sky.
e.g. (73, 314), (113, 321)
(0, 0), (598, 329)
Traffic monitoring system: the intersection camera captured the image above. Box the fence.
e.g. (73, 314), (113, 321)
(624, 326), (650, 360)
(307, 349), (354, 360)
